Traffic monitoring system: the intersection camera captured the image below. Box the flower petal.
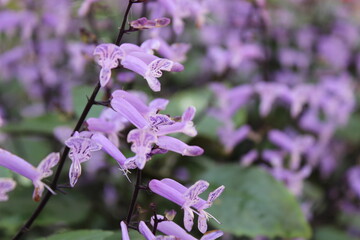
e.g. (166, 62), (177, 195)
(157, 136), (203, 156)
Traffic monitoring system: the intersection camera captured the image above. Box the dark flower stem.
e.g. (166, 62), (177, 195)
(12, 0), (136, 238)
(126, 169), (143, 223)
(115, 0), (134, 45)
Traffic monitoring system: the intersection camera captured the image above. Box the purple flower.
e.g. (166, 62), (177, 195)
(91, 133), (127, 169)
(121, 218), (223, 240)
(120, 221), (130, 240)
(317, 35), (350, 70)
(255, 82), (289, 117)
(210, 83), (253, 120)
(130, 17), (171, 30)
(285, 84), (314, 117)
(240, 149), (258, 166)
(0, 149), (60, 201)
(149, 178), (224, 233)
(149, 217), (223, 240)
(117, 72), (136, 83)
(86, 108), (128, 147)
(94, 42), (184, 91)
(348, 166), (360, 199)
(268, 130), (314, 170)
(155, 37), (191, 62)
(93, 43), (125, 87)
(0, 178), (16, 202)
(120, 51), (183, 91)
(263, 149), (312, 196)
(218, 125), (251, 153)
(65, 131), (101, 187)
(111, 90), (203, 169)
(78, 0), (99, 17)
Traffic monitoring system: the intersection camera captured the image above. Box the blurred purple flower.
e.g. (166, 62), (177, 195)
(86, 108), (128, 147)
(255, 82), (288, 117)
(130, 17), (171, 29)
(348, 166), (360, 199)
(268, 130), (314, 170)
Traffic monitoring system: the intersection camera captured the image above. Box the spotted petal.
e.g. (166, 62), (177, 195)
(184, 180), (209, 205)
(93, 43), (125, 87)
(65, 134), (101, 163)
(127, 129), (157, 169)
(37, 152), (60, 179)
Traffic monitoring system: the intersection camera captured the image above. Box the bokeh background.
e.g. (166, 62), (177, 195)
(1, 0), (360, 239)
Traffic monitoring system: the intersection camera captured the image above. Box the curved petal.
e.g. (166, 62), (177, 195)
(157, 136), (203, 156)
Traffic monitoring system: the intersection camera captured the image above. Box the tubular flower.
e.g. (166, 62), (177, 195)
(86, 108), (128, 147)
(0, 149), (60, 201)
(93, 42), (184, 91)
(65, 131), (101, 187)
(149, 178), (225, 233)
(120, 219), (223, 240)
(93, 43), (125, 87)
(130, 17), (171, 30)
(111, 90), (203, 170)
(0, 178), (16, 201)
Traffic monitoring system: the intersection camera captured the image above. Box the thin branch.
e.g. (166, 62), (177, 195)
(126, 169), (143, 223)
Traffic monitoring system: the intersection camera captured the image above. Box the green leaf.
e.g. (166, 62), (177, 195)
(314, 226), (356, 240)
(0, 191), (91, 236)
(72, 86), (104, 119)
(336, 113), (360, 144)
(37, 230), (113, 240)
(163, 88), (212, 117)
(0, 114), (71, 135)
(200, 164), (311, 238)
(196, 116), (221, 139)
(105, 230), (143, 240)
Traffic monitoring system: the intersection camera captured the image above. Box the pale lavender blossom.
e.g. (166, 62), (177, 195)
(130, 17), (171, 30)
(120, 221), (130, 240)
(268, 130), (314, 170)
(93, 43), (125, 87)
(317, 35), (350, 70)
(210, 83), (253, 120)
(263, 150), (311, 196)
(149, 178), (224, 233)
(86, 108), (128, 147)
(0, 178), (16, 202)
(111, 90), (203, 169)
(348, 166), (360, 199)
(285, 84), (314, 117)
(0, 149), (60, 201)
(150, 0), (208, 35)
(78, 0), (100, 17)
(255, 82), (289, 117)
(65, 131), (102, 187)
(240, 150), (258, 166)
(278, 48), (310, 70)
(117, 72), (136, 83)
(155, 37), (191, 62)
(218, 125), (251, 153)
(94, 42), (184, 91)
(120, 51), (184, 91)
